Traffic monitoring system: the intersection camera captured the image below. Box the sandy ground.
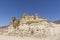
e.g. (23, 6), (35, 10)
(0, 34), (60, 40)
(0, 35), (42, 40)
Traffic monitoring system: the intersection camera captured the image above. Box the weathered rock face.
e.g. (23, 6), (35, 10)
(11, 16), (16, 28)
(11, 16), (20, 28)
(6, 22), (60, 38)
(11, 13), (48, 28)
(1, 13), (60, 38)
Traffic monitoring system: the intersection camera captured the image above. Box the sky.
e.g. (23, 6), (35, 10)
(0, 0), (60, 26)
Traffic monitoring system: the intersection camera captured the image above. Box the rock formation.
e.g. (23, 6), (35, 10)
(11, 16), (16, 28)
(1, 13), (60, 38)
(10, 13), (48, 28)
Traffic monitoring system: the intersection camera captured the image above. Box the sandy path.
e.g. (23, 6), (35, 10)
(0, 35), (60, 40)
(0, 35), (41, 40)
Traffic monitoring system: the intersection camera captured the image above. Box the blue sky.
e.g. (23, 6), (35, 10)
(0, 0), (60, 26)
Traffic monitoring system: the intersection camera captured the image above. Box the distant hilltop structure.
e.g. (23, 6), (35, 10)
(11, 13), (48, 28)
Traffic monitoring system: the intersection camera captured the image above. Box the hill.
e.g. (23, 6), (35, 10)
(53, 20), (60, 24)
